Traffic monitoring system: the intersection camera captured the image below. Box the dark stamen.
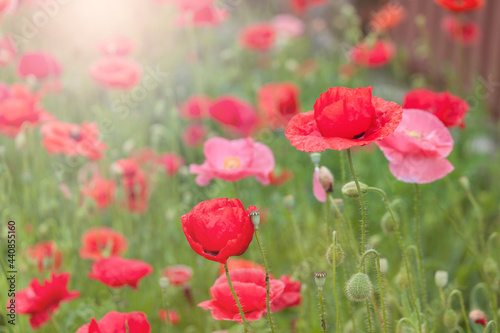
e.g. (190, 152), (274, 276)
(204, 249), (220, 256)
(353, 132), (365, 139)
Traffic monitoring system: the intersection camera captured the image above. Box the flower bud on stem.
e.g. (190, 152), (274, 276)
(314, 271), (327, 333)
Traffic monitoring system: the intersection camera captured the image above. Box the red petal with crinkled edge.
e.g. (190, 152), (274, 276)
(285, 97), (402, 152)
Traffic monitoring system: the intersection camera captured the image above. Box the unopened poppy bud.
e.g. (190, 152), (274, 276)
(159, 276), (169, 289)
(318, 166), (334, 193)
(444, 309), (458, 329)
(469, 309), (487, 326)
(314, 271), (327, 289)
(310, 153), (321, 166)
(459, 176), (470, 191)
(379, 258), (388, 274)
(483, 257), (498, 280)
(342, 181), (368, 198)
(249, 210), (260, 230)
(326, 244), (344, 267)
(381, 212), (397, 234)
(345, 273), (372, 302)
(435, 270), (448, 288)
(283, 195), (295, 211)
(368, 234), (383, 249)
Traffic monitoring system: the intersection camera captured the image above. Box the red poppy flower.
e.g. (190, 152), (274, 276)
(434, 0), (484, 12)
(88, 257), (153, 289)
(27, 241), (62, 273)
(218, 258), (264, 276)
(17, 51), (62, 79)
(258, 82), (301, 129)
(14, 272), (79, 329)
(209, 96), (258, 136)
(181, 198), (256, 264)
(441, 16), (480, 46)
(182, 124), (207, 147)
(163, 265), (193, 286)
(76, 311), (151, 333)
(376, 109), (454, 183)
(285, 86), (403, 152)
(289, 0), (328, 14)
(239, 23), (276, 52)
(80, 227), (128, 261)
(0, 83), (53, 138)
(350, 39), (395, 68)
(198, 269), (285, 322)
(403, 89), (469, 128)
(369, 3), (406, 32)
(81, 177), (116, 209)
(157, 153), (185, 175)
(0, 35), (16, 67)
(112, 158), (149, 213)
(89, 56), (142, 90)
(271, 275), (301, 312)
(40, 121), (107, 160)
(174, 4), (228, 27)
(268, 168), (294, 186)
(97, 35), (134, 56)
(179, 94), (212, 120)
(158, 309), (180, 325)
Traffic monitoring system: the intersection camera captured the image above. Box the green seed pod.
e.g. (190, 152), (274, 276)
(249, 210), (260, 229)
(310, 153), (321, 166)
(159, 276), (169, 289)
(483, 257), (499, 280)
(444, 309), (458, 329)
(345, 273), (372, 302)
(314, 271), (327, 289)
(434, 270), (448, 288)
(342, 181), (369, 198)
(326, 243), (344, 267)
(381, 211), (396, 234)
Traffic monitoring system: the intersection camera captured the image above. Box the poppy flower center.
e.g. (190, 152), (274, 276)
(223, 156), (241, 170)
(69, 129), (82, 141)
(405, 130), (422, 139)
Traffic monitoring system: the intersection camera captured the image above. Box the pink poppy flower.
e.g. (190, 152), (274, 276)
(0, 83), (53, 138)
(80, 177), (116, 209)
(179, 94), (212, 120)
(76, 311), (151, 333)
(17, 51), (62, 79)
(157, 153), (185, 175)
(312, 167), (326, 202)
(27, 241), (62, 273)
(209, 96), (258, 136)
(350, 40), (395, 68)
(189, 137), (275, 186)
(0, 35), (16, 67)
(89, 56), (142, 90)
(376, 109), (454, 184)
(441, 16), (481, 46)
(182, 124), (207, 147)
(97, 35), (134, 56)
(40, 121), (107, 160)
(271, 14), (305, 39)
(271, 275), (301, 312)
(198, 269), (285, 322)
